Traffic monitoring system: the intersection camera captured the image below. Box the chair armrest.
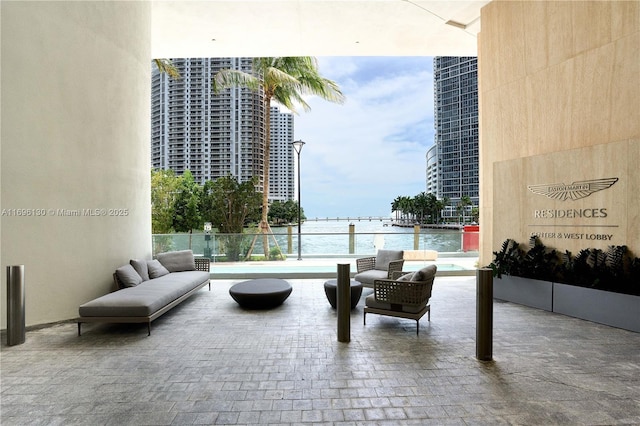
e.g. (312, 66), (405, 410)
(195, 258), (211, 272)
(356, 256), (376, 273)
(373, 278), (434, 306)
(386, 259), (405, 278)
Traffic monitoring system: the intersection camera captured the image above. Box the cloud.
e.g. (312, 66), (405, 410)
(291, 57), (435, 218)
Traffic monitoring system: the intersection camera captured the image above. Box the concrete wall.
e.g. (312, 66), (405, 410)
(1, 2), (152, 327)
(478, 1), (639, 265)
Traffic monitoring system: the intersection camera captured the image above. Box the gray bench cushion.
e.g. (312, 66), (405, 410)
(79, 271), (209, 317)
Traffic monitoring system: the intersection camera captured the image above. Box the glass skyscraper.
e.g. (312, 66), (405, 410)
(432, 56), (479, 221)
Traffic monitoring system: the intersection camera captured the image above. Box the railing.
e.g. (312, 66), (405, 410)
(152, 227), (480, 260)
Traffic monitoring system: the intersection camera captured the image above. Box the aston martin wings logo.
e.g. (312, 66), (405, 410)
(527, 178), (618, 201)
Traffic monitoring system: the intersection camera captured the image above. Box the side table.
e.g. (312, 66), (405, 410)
(323, 279), (363, 309)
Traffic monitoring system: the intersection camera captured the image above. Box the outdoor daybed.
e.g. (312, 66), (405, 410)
(77, 250), (210, 336)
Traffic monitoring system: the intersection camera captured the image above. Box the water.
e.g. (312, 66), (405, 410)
(271, 221), (465, 255)
(153, 221), (470, 257)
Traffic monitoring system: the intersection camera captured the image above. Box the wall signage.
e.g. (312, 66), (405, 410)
(527, 177), (619, 242)
(527, 177), (618, 201)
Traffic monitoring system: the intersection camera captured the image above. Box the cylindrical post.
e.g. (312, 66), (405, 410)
(413, 224), (420, 250)
(348, 223), (355, 254)
(7, 265), (26, 346)
(337, 263), (350, 343)
(476, 268), (493, 361)
(287, 225), (293, 254)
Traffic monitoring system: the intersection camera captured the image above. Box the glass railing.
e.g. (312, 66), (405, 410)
(152, 226), (479, 261)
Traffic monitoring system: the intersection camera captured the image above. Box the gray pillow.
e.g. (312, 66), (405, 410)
(397, 272), (414, 281)
(411, 265), (437, 282)
(115, 264), (143, 288)
(156, 250), (196, 272)
(375, 249), (403, 270)
(147, 259), (170, 278)
(130, 259), (150, 281)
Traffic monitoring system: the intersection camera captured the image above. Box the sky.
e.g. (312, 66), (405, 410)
(283, 56), (435, 219)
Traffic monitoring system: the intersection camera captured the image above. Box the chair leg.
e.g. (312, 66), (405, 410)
(363, 312), (366, 325)
(416, 320), (419, 335)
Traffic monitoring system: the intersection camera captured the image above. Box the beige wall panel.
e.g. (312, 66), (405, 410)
(496, 1), (527, 88)
(573, 1), (612, 55)
(609, 33), (640, 142)
(627, 140), (640, 251)
(494, 142), (629, 254)
(1, 2), (152, 327)
(570, 43), (614, 147)
(479, 0), (640, 265)
(546, 1), (575, 67)
(492, 158), (526, 250)
(611, 0), (640, 41)
(522, 1), (548, 74)
(525, 60), (574, 155)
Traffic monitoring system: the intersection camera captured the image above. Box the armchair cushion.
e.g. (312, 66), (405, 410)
(410, 265), (437, 282)
(374, 250), (404, 270)
(365, 293), (426, 314)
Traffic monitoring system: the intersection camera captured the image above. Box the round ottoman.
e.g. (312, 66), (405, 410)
(229, 278), (292, 309)
(324, 279), (363, 309)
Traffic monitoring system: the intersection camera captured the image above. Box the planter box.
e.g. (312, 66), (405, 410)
(493, 276), (553, 311)
(553, 283), (640, 333)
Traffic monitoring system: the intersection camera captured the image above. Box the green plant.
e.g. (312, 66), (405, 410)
(269, 246), (285, 261)
(491, 238), (640, 296)
(520, 236), (560, 281)
(488, 238), (523, 278)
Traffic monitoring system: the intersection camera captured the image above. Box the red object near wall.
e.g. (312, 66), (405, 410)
(463, 225), (480, 252)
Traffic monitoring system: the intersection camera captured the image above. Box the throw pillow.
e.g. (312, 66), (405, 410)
(374, 249), (403, 270)
(156, 250), (196, 272)
(397, 272), (414, 281)
(411, 265), (437, 282)
(147, 259), (170, 278)
(130, 259), (150, 281)
(115, 264), (143, 288)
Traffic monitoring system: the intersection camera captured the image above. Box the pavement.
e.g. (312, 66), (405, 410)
(2, 275), (640, 425)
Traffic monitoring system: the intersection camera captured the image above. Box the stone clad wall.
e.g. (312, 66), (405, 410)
(478, 1), (640, 265)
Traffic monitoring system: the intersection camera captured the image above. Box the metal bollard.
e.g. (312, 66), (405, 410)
(7, 265), (26, 346)
(476, 268), (493, 361)
(348, 223), (355, 254)
(337, 263), (350, 342)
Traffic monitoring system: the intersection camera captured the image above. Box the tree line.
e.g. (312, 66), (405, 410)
(391, 193), (478, 224)
(151, 168), (305, 235)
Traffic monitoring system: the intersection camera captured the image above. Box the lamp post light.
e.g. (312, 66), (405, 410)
(204, 222), (212, 260)
(292, 140), (305, 260)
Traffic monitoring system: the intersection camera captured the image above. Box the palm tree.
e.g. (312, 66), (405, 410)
(212, 57), (344, 259)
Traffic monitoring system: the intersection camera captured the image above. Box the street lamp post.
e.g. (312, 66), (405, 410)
(203, 222), (212, 260)
(292, 140), (305, 260)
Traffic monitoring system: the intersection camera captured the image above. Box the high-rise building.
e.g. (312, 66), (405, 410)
(425, 144), (438, 195)
(432, 56), (479, 221)
(151, 58), (266, 188)
(269, 106), (295, 202)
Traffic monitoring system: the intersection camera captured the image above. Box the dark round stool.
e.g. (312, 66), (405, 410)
(229, 278), (292, 309)
(323, 279), (363, 309)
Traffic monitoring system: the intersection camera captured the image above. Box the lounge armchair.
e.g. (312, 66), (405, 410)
(363, 265), (437, 335)
(354, 249), (404, 288)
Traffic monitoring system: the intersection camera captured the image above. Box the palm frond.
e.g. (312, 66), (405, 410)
(212, 68), (261, 94)
(153, 59), (181, 80)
